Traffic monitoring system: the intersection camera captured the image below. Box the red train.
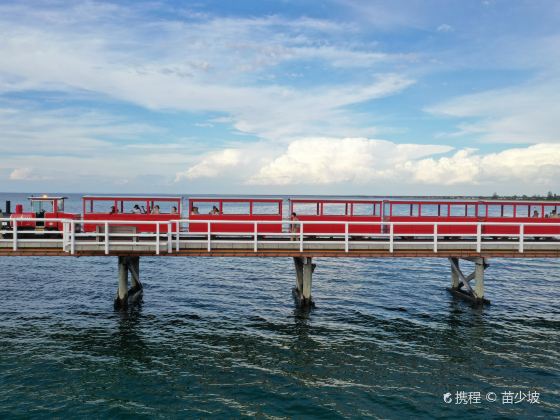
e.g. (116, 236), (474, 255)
(5, 195), (560, 238)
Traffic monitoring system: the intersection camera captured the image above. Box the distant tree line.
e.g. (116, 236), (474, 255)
(487, 191), (559, 200)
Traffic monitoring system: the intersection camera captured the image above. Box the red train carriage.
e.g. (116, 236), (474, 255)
(289, 199), (383, 235)
(480, 201), (560, 236)
(188, 198), (283, 234)
(383, 200), (482, 236)
(10, 196), (80, 230)
(82, 196), (181, 234)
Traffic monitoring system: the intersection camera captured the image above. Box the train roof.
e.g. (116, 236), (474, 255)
(82, 195), (181, 201)
(28, 196), (67, 200)
(188, 197), (283, 202)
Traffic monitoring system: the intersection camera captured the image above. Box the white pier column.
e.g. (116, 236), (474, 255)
(292, 257), (315, 307)
(115, 256), (129, 309)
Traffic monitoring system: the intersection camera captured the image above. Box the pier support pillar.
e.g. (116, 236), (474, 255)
(293, 257), (315, 307)
(447, 257), (490, 305)
(114, 256), (143, 310)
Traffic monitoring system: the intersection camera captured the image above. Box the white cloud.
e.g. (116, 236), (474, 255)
(9, 167), (36, 180)
(427, 79), (560, 143)
(437, 24), (453, 32)
(176, 138), (560, 192)
(175, 149), (242, 181)
(249, 137), (451, 185)
(0, 3), (415, 141)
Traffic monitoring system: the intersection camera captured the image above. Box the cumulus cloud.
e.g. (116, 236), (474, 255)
(175, 149), (242, 181)
(176, 138), (560, 191)
(249, 137), (451, 185)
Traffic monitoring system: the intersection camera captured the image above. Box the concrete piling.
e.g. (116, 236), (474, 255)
(114, 256), (143, 310)
(293, 256), (315, 307)
(447, 257), (490, 305)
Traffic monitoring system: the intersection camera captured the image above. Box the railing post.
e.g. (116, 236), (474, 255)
(156, 222), (160, 255)
(519, 224), (524, 253)
(71, 220), (75, 255)
(476, 223), (482, 253)
(254, 222), (258, 252)
(433, 223), (438, 253)
(167, 222), (172, 253)
(299, 222), (303, 253)
(207, 222), (211, 252)
(13, 219), (18, 251)
(104, 222), (109, 255)
(345, 223), (349, 253)
(389, 223), (394, 253)
(175, 220), (180, 251)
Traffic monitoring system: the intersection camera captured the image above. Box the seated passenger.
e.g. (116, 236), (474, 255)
(171, 206), (178, 214)
(132, 205), (141, 214)
(532, 210), (539, 218)
(551, 209), (558, 218)
(209, 205), (220, 215)
(191, 206), (199, 215)
(151, 205), (161, 214)
(109, 205), (118, 214)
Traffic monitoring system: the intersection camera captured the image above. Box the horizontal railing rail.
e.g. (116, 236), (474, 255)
(1, 217), (559, 255)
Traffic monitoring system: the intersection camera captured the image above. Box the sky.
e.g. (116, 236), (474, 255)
(1, 0), (559, 195)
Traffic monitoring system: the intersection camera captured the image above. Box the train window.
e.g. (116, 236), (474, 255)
(252, 202), (280, 215)
(529, 205), (541, 217)
(544, 205), (556, 217)
(450, 205), (466, 217)
(293, 202), (319, 215)
(420, 204), (438, 216)
(502, 205), (514, 217)
(391, 204), (409, 216)
(151, 201), (175, 214)
(439, 204), (448, 216)
(466, 205), (476, 217)
(222, 202), (249, 215)
(487, 205), (501, 217)
(90, 200), (115, 213)
(192, 201), (219, 215)
(323, 203), (347, 215)
(515, 205), (529, 217)
(353, 203), (375, 216)
(477, 204), (486, 217)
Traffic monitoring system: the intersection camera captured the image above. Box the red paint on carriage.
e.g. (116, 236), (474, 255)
(188, 198), (283, 234)
(384, 200), (482, 236)
(289, 199), (383, 235)
(82, 196), (181, 233)
(480, 201), (560, 236)
(10, 196), (79, 230)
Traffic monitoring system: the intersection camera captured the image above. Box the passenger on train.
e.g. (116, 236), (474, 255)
(209, 206), (219, 215)
(551, 209), (558, 218)
(532, 210), (539, 218)
(132, 205), (141, 214)
(109, 205), (118, 214)
(191, 206), (199, 215)
(171, 206), (178, 214)
(290, 212), (300, 240)
(151, 205), (161, 214)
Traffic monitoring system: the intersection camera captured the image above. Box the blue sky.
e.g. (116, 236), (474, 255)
(1, 0), (559, 195)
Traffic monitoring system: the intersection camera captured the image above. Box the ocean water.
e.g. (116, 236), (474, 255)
(0, 193), (559, 418)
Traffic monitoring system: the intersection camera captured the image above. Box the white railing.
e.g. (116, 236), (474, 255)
(1, 217), (559, 255)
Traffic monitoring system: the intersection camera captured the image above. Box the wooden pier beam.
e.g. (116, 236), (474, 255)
(292, 257), (315, 307)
